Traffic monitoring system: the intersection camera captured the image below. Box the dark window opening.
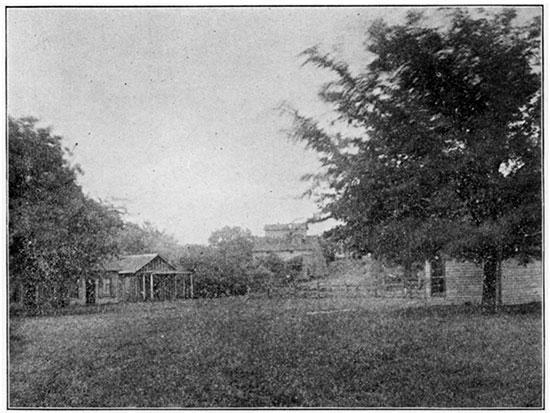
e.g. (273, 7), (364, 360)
(430, 255), (446, 296)
(85, 279), (96, 304)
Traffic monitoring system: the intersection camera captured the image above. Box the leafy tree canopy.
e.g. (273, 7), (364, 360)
(179, 226), (255, 298)
(116, 221), (185, 264)
(9, 117), (123, 307)
(208, 226), (255, 267)
(287, 8), (541, 305)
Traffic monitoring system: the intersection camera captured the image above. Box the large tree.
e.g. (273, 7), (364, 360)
(9, 117), (123, 307)
(287, 8), (541, 306)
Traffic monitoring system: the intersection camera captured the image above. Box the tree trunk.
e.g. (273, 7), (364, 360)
(482, 253), (502, 308)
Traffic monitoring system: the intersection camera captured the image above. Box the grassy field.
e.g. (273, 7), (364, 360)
(9, 297), (542, 408)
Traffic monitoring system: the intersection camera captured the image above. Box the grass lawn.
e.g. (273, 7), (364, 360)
(9, 297), (542, 408)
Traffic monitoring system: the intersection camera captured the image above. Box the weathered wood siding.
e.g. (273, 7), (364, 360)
(426, 259), (542, 305)
(140, 256), (176, 272)
(445, 260), (484, 304)
(71, 255), (183, 305)
(119, 275), (141, 302)
(96, 271), (119, 304)
(501, 260), (542, 305)
(425, 260), (483, 304)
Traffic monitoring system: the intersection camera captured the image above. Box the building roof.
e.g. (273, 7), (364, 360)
(253, 235), (321, 253)
(264, 223), (308, 231)
(102, 254), (175, 274)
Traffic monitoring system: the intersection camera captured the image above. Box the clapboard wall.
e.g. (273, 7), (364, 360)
(501, 259), (542, 304)
(425, 259), (542, 305)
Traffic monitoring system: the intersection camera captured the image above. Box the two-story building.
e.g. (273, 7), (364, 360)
(252, 223), (327, 280)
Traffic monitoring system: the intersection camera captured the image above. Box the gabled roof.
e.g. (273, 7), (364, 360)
(102, 254), (175, 274)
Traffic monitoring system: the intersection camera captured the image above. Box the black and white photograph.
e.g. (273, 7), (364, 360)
(7, 5), (543, 408)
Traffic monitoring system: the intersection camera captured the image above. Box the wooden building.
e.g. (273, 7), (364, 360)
(71, 254), (193, 305)
(423, 257), (542, 305)
(252, 223), (327, 280)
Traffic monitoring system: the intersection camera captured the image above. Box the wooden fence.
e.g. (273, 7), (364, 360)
(256, 280), (427, 300)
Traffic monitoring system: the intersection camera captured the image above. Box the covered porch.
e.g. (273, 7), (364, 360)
(136, 271), (194, 301)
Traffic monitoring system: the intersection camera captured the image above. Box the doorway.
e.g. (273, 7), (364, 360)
(85, 278), (96, 304)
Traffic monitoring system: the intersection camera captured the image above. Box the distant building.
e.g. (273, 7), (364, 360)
(71, 254), (193, 305)
(263, 223), (308, 239)
(10, 253), (193, 308)
(252, 223), (327, 280)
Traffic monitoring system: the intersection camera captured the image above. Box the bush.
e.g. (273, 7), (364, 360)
(252, 254), (302, 287)
(180, 246), (307, 298)
(180, 246), (250, 298)
(191, 263), (249, 298)
(245, 264), (274, 293)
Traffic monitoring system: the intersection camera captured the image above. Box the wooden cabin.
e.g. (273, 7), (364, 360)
(423, 257), (542, 305)
(71, 254), (193, 305)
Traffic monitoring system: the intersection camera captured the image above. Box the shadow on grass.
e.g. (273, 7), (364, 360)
(393, 301), (541, 319)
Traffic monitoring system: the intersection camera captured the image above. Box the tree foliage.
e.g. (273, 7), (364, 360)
(9, 117), (123, 307)
(116, 221), (185, 264)
(253, 253), (304, 286)
(179, 227), (305, 297)
(178, 227), (255, 298)
(208, 226), (254, 267)
(287, 8), (541, 305)
(179, 245), (248, 298)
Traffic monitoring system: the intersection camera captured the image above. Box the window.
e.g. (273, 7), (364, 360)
(430, 255), (446, 296)
(99, 276), (115, 298)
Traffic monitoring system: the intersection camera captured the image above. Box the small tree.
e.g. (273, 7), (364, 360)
(178, 227), (255, 298)
(208, 226), (254, 268)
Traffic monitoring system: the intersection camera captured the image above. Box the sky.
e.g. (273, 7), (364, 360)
(7, 6), (540, 245)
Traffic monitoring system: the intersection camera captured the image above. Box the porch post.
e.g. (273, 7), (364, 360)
(424, 260), (431, 299)
(190, 272), (194, 299)
(150, 273), (154, 301)
(142, 273), (145, 301)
